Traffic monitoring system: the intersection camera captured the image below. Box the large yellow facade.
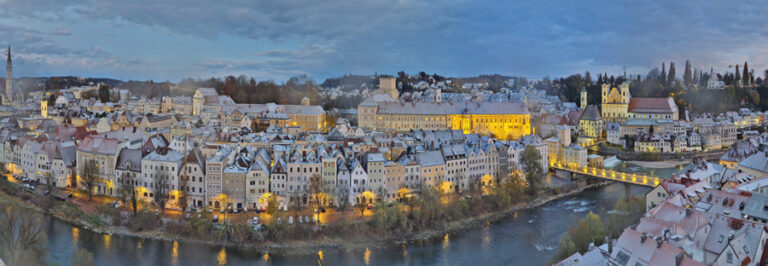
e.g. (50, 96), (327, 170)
(448, 114), (530, 140)
(363, 112), (530, 140)
(600, 82), (630, 122)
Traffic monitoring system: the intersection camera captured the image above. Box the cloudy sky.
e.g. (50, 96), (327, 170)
(0, 0), (766, 82)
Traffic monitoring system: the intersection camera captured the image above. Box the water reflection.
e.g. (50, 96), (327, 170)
(482, 222), (492, 249)
(171, 241), (179, 265)
(317, 250), (324, 264)
(217, 247), (227, 266)
(442, 233), (450, 250)
(72, 227), (79, 246)
(104, 234), (111, 251)
(363, 248), (371, 266)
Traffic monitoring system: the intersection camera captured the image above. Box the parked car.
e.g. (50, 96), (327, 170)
(252, 216), (259, 225)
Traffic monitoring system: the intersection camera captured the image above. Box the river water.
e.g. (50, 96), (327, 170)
(42, 162), (681, 265)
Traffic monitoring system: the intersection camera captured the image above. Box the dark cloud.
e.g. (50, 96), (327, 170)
(0, 0), (766, 80)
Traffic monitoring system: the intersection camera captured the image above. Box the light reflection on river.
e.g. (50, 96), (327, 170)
(43, 163), (680, 265)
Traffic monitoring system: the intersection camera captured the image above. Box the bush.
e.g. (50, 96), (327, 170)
(128, 210), (162, 231)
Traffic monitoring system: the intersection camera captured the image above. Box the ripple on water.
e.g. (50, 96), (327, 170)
(573, 207), (591, 213)
(534, 244), (557, 252)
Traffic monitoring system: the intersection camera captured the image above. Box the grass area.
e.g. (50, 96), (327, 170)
(0, 179), (107, 228)
(57, 202), (108, 228)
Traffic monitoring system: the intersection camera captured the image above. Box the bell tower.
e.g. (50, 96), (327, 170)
(5, 45), (11, 105)
(580, 87), (587, 109)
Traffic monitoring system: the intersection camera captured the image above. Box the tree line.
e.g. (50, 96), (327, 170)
(179, 75), (323, 106)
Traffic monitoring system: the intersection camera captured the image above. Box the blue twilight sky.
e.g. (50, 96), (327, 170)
(0, 0), (767, 82)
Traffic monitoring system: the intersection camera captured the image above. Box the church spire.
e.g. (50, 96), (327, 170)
(6, 45), (10, 64)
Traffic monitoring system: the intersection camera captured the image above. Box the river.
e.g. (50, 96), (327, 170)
(42, 162), (682, 265)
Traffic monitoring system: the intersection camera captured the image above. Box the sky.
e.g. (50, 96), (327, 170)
(0, 0), (767, 83)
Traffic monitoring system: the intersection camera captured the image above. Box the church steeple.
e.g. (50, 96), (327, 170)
(6, 44), (12, 105)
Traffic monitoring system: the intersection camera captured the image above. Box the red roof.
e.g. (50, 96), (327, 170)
(628, 97), (675, 113)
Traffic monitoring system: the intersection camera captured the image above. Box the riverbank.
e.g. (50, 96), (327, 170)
(3, 179), (610, 256)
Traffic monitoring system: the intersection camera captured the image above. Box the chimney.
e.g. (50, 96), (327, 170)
(728, 232), (734, 241)
(685, 207), (691, 217)
(655, 236), (663, 248)
(641, 232), (648, 243)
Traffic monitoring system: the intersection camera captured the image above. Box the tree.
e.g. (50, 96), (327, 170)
(735, 64), (741, 87)
(121, 172), (139, 216)
(47, 94), (56, 106)
(584, 71), (592, 86)
(154, 173), (170, 213)
(355, 195), (368, 217)
(668, 61), (676, 87)
(81, 159), (100, 201)
(266, 194), (279, 215)
(660, 62), (667, 85)
(98, 84), (111, 103)
(335, 185), (350, 214)
(553, 234), (577, 263)
(0, 203), (47, 266)
(178, 167), (189, 214)
(70, 248), (94, 266)
(309, 174), (326, 214)
(507, 170), (526, 201)
(683, 60), (692, 86)
(743, 61), (750, 86)
(520, 146), (544, 195)
(290, 195), (302, 219)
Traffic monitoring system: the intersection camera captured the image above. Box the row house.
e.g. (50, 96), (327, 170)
(140, 147), (184, 209)
(76, 136), (120, 196)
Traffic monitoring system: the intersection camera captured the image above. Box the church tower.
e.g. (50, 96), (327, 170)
(378, 76), (398, 101)
(5, 45), (11, 105)
(580, 87), (587, 109)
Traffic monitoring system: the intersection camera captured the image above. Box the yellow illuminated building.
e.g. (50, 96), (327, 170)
(359, 101), (530, 140)
(358, 77), (530, 140)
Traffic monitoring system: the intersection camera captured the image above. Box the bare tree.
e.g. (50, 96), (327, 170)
(154, 173), (169, 214)
(309, 174), (326, 214)
(81, 159), (100, 201)
(266, 194), (279, 215)
(0, 203), (47, 266)
(121, 172), (139, 216)
(335, 185), (349, 214)
(355, 194), (367, 217)
(290, 194), (302, 218)
(178, 171), (189, 215)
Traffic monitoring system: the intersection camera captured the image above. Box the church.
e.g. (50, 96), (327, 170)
(597, 78), (678, 123)
(577, 77), (679, 146)
(4, 45), (13, 105)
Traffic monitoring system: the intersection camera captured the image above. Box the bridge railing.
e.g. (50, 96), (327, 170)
(549, 162), (660, 187)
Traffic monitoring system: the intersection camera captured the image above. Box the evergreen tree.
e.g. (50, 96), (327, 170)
(660, 62), (667, 86)
(98, 84), (110, 103)
(693, 68), (699, 85)
(743, 61), (750, 86)
(668, 62), (676, 87)
(683, 60), (692, 86)
(735, 64), (741, 87)
(584, 71), (592, 85)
